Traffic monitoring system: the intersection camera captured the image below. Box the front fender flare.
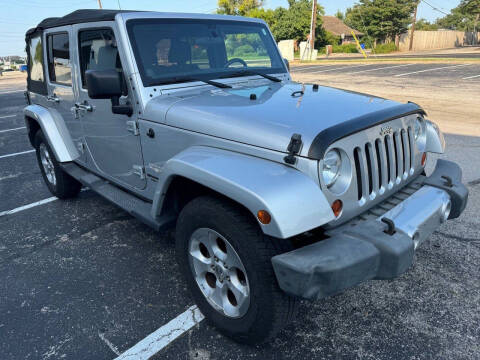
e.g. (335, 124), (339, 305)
(152, 146), (335, 239)
(24, 105), (79, 162)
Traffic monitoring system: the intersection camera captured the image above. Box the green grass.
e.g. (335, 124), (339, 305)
(373, 42), (398, 54)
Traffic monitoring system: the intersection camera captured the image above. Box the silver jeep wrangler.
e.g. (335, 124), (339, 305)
(24, 9), (468, 343)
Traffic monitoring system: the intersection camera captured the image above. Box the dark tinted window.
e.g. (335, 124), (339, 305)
(47, 33), (71, 85)
(29, 35), (44, 82)
(78, 28), (123, 88)
(126, 19), (285, 87)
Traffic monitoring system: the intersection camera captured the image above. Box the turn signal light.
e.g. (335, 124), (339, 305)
(421, 152), (427, 166)
(257, 210), (271, 225)
(331, 199), (343, 217)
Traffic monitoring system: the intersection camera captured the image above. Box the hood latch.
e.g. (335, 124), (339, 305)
(284, 134), (302, 165)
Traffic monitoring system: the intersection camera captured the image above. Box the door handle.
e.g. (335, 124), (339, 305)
(47, 94), (60, 103)
(75, 102), (93, 112)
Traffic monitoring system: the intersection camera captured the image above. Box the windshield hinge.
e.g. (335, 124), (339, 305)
(132, 165), (146, 179)
(126, 120), (140, 136)
(284, 133), (302, 165)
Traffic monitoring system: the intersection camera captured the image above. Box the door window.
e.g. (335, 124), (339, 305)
(78, 28), (124, 88)
(46, 32), (71, 86)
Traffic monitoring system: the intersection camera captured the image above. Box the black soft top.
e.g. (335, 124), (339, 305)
(26, 9), (139, 36)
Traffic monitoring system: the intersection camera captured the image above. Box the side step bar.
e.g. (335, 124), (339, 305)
(61, 163), (175, 231)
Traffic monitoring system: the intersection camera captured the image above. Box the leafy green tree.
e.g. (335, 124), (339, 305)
(270, 0), (326, 46)
(415, 18), (439, 30)
(436, 0), (480, 31)
(217, 0), (264, 16)
(245, 8), (277, 28)
(335, 10), (344, 21)
(345, 0), (417, 43)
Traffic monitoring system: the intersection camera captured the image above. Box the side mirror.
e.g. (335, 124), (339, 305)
(283, 58), (290, 71)
(85, 70), (133, 116)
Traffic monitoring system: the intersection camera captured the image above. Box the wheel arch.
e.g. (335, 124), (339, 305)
(24, 104), (79, 162)
(151, 146), (335, 239)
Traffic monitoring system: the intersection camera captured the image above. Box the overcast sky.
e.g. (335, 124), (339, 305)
(0, 0), (460, 56)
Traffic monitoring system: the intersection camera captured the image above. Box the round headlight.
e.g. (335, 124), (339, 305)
(414, 117), (424, 140)
(322, 149), (341, 187)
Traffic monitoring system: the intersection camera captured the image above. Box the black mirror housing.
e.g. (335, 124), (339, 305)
(85, 69), (123, 99)
(85, 70), (133, 117)
(284, 58), (290, 71)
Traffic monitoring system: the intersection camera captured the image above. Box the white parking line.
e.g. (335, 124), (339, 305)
(0, 126), (26, 134)
(291, 65), (325, 72)
(115, 305), (204, 360)
(394, 64), (471, 77)
(0, 90), (25, 95)
(351, 63), (414, 74)
(0, 114), (16, 119)
(0, 149), (35, 159)
(463, 74), (480, 80)
(308, 63), (372, 74)
(0, 196), (57, 217)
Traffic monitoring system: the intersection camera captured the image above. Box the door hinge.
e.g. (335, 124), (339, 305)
(126, 120), (140, 136)
(132, 165), (146, 179)
(284, 133), (303, 165)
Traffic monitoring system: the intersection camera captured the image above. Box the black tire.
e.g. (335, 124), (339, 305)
(34, 130), (82, 199)
(176, 195), (299, 344)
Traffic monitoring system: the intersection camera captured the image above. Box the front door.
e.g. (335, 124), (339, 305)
(73, 24), (146, 189)
(44, 27), (86, 164)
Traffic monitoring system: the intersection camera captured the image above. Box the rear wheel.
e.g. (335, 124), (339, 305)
(176, 196), (299, 344)
(34, 131), (82, 199)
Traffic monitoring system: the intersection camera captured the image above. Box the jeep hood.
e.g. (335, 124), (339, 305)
(147, 81), (423, 159)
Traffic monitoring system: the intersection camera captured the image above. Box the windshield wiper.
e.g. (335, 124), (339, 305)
(224, 70), (282, 83)
(156, 77), (232, 89)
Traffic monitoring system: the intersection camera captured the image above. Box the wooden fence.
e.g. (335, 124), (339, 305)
(398, 30), (480, 51)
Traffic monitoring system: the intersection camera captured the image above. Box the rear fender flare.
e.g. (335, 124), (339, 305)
(151, 146), (335, 239)
(24, 104), (79, 162)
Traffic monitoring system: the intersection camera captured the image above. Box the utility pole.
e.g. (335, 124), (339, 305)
(97, 0), (103, 9)
(310, 0), (317, 50)
(409, 0), (419, 51)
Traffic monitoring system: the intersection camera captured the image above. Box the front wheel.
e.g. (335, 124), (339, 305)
(176, 196), (298, 344)
(34, 131), (82, 199)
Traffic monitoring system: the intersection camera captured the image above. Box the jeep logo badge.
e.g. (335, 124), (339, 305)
(380, 126), (393, 136)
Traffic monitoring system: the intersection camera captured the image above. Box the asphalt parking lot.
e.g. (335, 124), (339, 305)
(0, 68), (479, 359)
(291, 62), (480, 81)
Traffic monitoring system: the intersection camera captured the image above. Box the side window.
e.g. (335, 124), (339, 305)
(29, 35), (44, 82)
(47, 33), (71, 86)
(78, 28), (123, 88)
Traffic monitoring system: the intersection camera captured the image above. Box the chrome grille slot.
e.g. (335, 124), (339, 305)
(394, 131), (403, 182)
(401, 129), (410, 177)
(385, 135), (395, 184)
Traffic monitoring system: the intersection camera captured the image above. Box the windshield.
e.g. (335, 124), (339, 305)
(126, 18), (287, 87)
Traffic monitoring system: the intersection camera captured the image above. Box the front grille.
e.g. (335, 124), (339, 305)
(353, 126), (415, 202)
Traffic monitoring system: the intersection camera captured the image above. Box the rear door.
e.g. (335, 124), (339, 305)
(72, 23), (146, 190)
(44, 26), (86, 164)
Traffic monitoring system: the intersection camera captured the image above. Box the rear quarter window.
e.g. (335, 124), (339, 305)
(29, 36), (44, 82)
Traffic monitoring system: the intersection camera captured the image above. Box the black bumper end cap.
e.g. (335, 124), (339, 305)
(423, 159), (468, 219)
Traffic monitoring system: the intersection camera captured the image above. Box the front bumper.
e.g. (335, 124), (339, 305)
(272, 160), (468, 300)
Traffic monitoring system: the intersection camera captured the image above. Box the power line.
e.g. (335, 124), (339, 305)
(420, 0), (449, 16)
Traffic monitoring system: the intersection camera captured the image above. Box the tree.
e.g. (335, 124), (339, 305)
(217, 0), (264, 16)
(345, 0), (417, 43)
(335, 10), (344, 21)
(460, 0), (480, 32)
(270, 0), (326, 46)
(415, 18), (439, 31)
(436, 0), (480, 31)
